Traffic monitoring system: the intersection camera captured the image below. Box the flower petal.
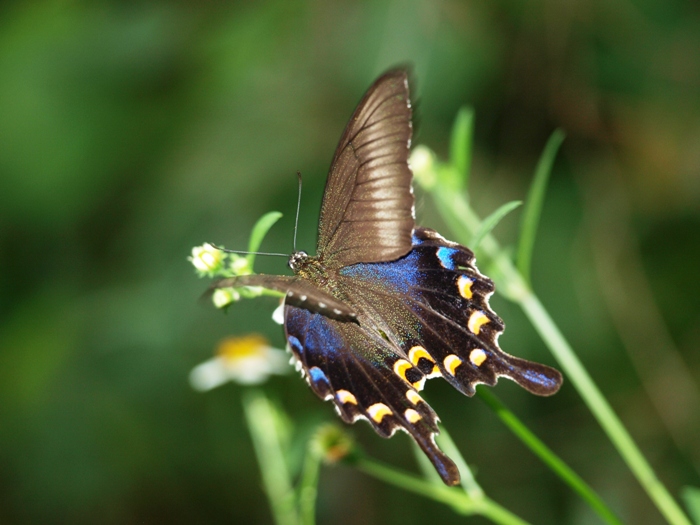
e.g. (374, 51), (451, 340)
(189, 357), (230, 391)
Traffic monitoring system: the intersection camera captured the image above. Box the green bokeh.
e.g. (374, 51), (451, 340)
(1, 1), (699, 524)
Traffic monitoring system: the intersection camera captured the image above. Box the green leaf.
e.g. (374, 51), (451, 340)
(446, 107), (474, 193)
(682, 486), (700, 524)
(410, 145), (438, 190)
(471, 200), (522, 250)
(247, 211), (284, 269)
(516, 129), (565, 284)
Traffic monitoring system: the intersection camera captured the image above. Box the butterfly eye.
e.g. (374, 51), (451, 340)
(288, 251), (308, 271)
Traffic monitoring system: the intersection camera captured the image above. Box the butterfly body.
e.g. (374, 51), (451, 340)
(213, 69), (562, 485)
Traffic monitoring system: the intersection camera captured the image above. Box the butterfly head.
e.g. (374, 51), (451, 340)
(289, 251), (331, 285)
(288, 251), (309, 273)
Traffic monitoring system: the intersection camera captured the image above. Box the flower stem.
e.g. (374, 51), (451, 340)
(477, 389), (623, 525)
(243, 390), (299, 525)
(298, 435), (323, 525)
(520, 291), (691, 525)
(430, 186), (691, 525)
(435, 426), (484, 499)
(355, 456), (531, 525)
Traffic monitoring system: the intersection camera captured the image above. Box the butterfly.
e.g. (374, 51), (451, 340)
(211, 69), (562, 485)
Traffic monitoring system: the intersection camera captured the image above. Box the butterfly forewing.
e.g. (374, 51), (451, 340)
(210, 274), (357, 321)
(317, 69), (415, 268)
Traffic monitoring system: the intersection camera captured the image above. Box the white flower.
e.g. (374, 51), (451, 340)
(271, 300), (285, 325)
(230, 254), (252, 275)
(189, 243), (223, 274)
(409, 146), (437, 188)
(189, 334), (290, 391)
(212, 288), (239, 308)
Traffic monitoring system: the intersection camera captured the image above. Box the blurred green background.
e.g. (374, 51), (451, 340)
(1, 0), (699, 523)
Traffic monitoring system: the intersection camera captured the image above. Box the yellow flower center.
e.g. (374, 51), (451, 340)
(217, 334), (269, 361)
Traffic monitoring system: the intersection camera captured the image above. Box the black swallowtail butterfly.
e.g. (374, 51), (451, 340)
(212, 69), (562, 485)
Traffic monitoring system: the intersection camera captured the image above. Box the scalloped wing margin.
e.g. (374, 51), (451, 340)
(284, 304), (461, 486)
(338, 227), (563, 397)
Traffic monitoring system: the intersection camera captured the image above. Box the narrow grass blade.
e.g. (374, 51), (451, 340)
(447, 107), (474, 192)
(435, 426), (484, 499)
(355, 456), (531, 524)
(516, 129), (564, 284)
(477, 389), (623, 525)
(247, 211), (284, 269)
(471, 200), (522, 250)
(243, 390), (298, 525)
(298, 435), (323, 525)
(410, 439), (444, 484)
(681, 487), (700, 525)
(427, 182), (692, 525)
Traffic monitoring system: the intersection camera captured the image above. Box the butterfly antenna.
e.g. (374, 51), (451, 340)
(207, 243), (288, 258)
(293, 170), (303, 253)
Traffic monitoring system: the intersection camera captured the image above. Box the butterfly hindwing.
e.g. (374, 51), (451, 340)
(337, 228), (562, 397)
(284, 304), (461, 485)
(282, 228), (559, 487)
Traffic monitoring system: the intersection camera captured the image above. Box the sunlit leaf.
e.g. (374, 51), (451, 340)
(445, 107), (474, 193)
(471, 200), (522, 249)
(247, 211), (284, 269)
(682, 486), (700, 525)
